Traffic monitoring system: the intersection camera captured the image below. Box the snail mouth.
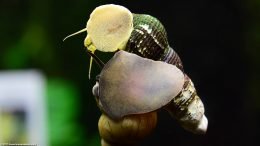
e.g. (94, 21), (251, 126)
(87, 50), (105, 68)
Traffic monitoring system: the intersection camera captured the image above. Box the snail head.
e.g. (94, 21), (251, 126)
(63, 4), (133, 79)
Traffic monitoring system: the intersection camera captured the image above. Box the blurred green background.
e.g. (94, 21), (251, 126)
(0, 0), (260, 146)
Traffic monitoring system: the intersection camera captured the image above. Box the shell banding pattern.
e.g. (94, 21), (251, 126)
(125, 14), (183, 71)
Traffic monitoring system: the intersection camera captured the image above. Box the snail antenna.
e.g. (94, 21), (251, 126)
(89, 53), (94, 79)
(63, 28), (87, 41)
(87, 50), (105, 69)
(86, 47), (98, 79)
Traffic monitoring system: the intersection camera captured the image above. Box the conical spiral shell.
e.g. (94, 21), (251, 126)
(124, 14), (207, 133)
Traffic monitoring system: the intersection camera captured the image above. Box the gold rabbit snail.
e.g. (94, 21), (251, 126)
(64, 3), (208, 145)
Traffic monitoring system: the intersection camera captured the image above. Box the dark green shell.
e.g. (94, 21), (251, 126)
(125, 14), (183, 71)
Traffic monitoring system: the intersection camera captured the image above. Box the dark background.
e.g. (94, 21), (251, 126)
(0, 0), (259, 146)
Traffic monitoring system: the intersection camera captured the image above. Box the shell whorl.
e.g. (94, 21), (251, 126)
(165, 75), (206, 134)
(125, 14), (183, 71)
(166, 75), (201, 117)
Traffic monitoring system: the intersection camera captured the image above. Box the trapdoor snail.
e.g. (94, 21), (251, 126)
(64, 4), (208, 146)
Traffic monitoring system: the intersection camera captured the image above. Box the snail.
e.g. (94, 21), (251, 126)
(64, 4), (208, 145)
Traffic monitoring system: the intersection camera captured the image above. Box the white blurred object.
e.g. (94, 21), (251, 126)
(0, 70), (47, 146)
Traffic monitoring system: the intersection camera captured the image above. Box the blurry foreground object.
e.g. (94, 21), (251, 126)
(0, 70), (47, 146)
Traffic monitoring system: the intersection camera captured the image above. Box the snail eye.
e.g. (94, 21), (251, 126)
(92, 82), (100, 98)
(96, 74), (101, 81)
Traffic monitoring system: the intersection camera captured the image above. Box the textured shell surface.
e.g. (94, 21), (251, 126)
(165, 75), (207, 134)
(125, 14), (183, 70)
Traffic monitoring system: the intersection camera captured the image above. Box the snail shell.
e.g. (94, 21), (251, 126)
(120, 10), (207, 134)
